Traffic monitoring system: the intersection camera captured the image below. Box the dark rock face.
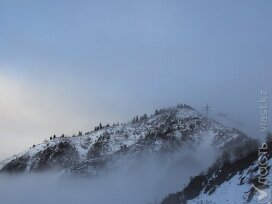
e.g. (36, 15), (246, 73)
(161, 151), (260, 204)
(30, 142), (80, 172)
(1, 155), (30, 173)
(87, 132), (111, 159)
(1, 142), (80, 173)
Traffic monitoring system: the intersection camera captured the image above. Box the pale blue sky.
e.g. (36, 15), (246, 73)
(0, 0), (271, 159)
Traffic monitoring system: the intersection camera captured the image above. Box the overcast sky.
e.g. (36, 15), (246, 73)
(0, 0), (271, 159)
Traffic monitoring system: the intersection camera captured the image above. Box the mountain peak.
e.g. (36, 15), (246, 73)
(0, 104), (248, 175)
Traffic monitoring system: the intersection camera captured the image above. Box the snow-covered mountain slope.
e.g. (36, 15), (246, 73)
(161, 139), (271, 204)
(0, 105), (249, 175)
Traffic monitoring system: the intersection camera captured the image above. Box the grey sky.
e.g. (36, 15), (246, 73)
(0, 0), (271, 159)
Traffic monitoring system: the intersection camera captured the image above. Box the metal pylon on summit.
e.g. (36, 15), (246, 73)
(205, 104), (210, 118)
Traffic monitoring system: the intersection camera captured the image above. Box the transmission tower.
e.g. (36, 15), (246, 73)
(205, 104), (210, 118)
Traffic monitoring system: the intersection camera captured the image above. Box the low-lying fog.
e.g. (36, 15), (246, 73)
(0, 145), (217, 204)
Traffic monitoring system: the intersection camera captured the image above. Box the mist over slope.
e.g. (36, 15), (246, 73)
(0, 105), (253, 204)
(0, 146), (216, 204)
(0, 105), (248, 175)
(161, 136), (268, 204)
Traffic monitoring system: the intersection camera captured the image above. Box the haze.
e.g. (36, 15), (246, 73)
(0, 0), (271, 160)
(0, 145), (217, 204)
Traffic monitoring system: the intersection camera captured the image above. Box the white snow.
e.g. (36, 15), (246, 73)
(0, 106), (246, 175)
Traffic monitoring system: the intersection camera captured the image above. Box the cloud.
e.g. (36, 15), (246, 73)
(0, 71), (99, 159)
(0, 143), (217, 204)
